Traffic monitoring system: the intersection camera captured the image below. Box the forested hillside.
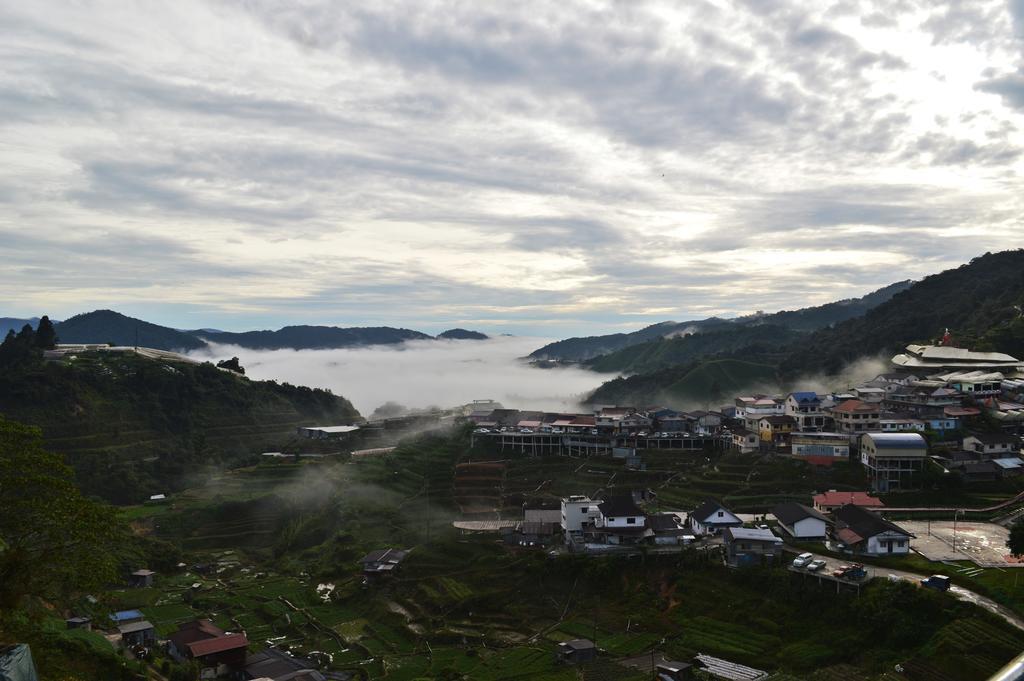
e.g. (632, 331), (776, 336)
(585, 324), (798, 374)
(778, 250), (1024, 377)
(0, 345), (360, 503)
(586, 251), (1024, 406)
(530, 280), (911, 362)
(56, 309), (206, 351)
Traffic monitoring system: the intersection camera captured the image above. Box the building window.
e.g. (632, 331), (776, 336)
(580, 507), (589, 513)
(627, 517), (636, 525)
(717, 511), (724, 517)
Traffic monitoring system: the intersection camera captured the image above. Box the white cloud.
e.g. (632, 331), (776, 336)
(191, 336), (613, 414)
(0, 0), (1022, 335)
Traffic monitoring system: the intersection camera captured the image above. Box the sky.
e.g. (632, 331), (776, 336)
(2, 0), (1024, 336)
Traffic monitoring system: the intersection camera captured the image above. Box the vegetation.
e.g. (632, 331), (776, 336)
(0, 343), (359, 503)
(530, 280), (911, 362)
(584, 250), (1024, 405)
(778, 249), (1024, 377)
(589, 358), (778, 407)
(585, 324), (798, 374)
(98, 427), (1024, 680)
(0, 417), (122, 609)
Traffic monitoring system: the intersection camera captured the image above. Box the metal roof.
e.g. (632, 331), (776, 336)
(118, 621), (154, 634)
(863, 432), (927, 448)
(694, 653), (769, 681)
(724, 527), (781, 542)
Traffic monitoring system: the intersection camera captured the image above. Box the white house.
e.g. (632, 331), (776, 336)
(689, 500), (742, 536)
(731, 429), (759, 454)
(771, 502), (829, 539)
(963, 433), (1020, 457)
(832, 504), (913, 555)
(595, 496), (650, 545)
(560, 496), (603, 539)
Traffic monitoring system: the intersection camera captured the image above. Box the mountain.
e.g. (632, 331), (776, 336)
(586, 251), (1024, 406)
(43, 310), (440, 352)
(585, 324), (799, 374)
(529, 318), (735, 361)
(0, 317), (43, 336)
(0, 347), (360, 504)
(589, 358), (778, 407)
(735, 280), (913, 331)
(778, 250), (1024, 377)
(56, 310), (207, 351)
(437, 328), (488, 340)
(199, 325), (433, 349)
(529, 281), (912, 362)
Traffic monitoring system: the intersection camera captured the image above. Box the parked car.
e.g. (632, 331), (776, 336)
(921, 575), (951, 591)
(807, 559), (826, 572)
(792, 553), (814, 568)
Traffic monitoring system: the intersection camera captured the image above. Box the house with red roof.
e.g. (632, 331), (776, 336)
(812, 490), (884, 515)
(167, 620), (248, 674)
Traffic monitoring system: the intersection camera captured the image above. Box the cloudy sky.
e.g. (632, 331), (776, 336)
(2, 1), (1023, 336)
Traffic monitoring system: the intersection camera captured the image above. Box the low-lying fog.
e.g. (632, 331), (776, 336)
(190, 336), (616, 416)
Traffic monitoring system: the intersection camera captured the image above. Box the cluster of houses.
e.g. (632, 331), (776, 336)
(64, 567), (345, 681)
(467, 343), (1024, 493)
(485, 486), (909, 565)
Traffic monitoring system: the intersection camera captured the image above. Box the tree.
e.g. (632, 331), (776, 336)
(1007, 517), (1024, 558)
(34, 315), (57, 350)
(216, 356), (245, 374)
(0, 416), (122, 610)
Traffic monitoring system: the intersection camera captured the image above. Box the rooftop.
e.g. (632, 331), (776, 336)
(813, 491), (884, 508)
(834, 504), (912, 541)
(724, 527), (781, 543)
(187, 632), (248, 657)
(864, 432), (927, 449)
(772, 502), (829, 526)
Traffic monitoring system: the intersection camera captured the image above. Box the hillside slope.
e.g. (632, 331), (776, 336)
(585, 324), (799, 374)
(56, 310), (207, 351)
(530, 280), (911, 362)
(590, 358), (778, 406)
(778, 250), (1024, 377)
(0, 350), (360, 503)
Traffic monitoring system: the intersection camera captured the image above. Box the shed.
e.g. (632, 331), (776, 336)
(118, 620), (156, 648)
(65, 616), (91, 631)
(556, 639), (597, 665)
(657, 660), (694, 680)
(130, 569), (155, 588)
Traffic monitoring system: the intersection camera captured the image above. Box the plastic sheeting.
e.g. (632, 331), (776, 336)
(0, 644), (39, 681)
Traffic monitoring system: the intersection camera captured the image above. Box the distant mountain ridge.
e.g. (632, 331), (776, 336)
(437, 328), (489, 340)
(197, 325), (433, 350)
(586, 251), (1024, 406)
(19, 309), (493, 352)
(56, 310), (206, 351)
(0, 317), (44, 336)
(529, 280), (912, 362)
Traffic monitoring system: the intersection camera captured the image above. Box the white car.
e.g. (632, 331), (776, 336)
(792, 553), (814, 568)
(807, 559), (826, 572)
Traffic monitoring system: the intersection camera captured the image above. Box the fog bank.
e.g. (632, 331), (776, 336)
(190, 336), (615, 416)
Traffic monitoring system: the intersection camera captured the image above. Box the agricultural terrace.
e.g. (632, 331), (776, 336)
(113, 425), (1024, 680)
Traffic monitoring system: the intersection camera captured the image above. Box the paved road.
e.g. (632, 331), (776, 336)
(786, 548), (1024, 631)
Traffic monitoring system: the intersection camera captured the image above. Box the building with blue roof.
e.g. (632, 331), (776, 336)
(785, 391), (827, 431)
(860, 432), (928, 492)
(109, 609), (145, 625)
